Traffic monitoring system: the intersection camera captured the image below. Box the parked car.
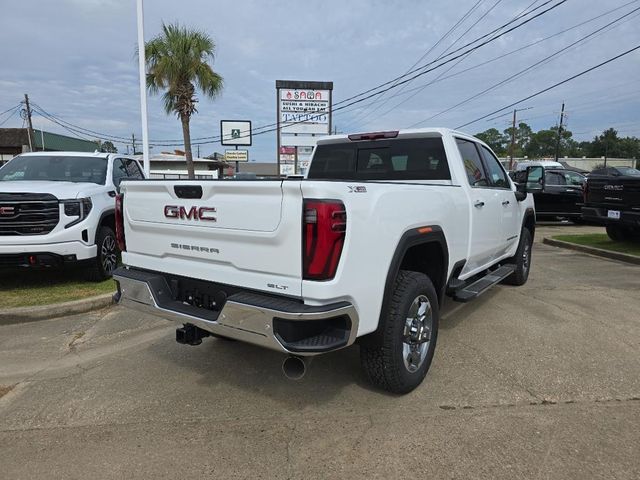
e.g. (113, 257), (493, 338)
(514, 160), (564, 171)
(582, 166), (640, 241)
(510, 168), (586, 222)
(112, 128), (540, 394)
(0, 151), (144, 280)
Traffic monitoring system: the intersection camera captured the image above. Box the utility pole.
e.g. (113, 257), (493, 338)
(131, 133), (136, 155)
(23, 94), (35, 152)
(197, 145), (200, 158)
(509, 109), (517, 170)
(554, 102), (565, 161)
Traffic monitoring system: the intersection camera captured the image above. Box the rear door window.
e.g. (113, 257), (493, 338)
(308, 137), (450, 180)
(455, 138), (488, 187)
(546, 171), (566, 186)
(479, 145), (510, 189)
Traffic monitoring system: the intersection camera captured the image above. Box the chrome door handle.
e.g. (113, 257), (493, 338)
(502, 200), (510, 206)
(474, 201), (485, 208)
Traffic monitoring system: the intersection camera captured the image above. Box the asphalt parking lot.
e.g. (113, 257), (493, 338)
(0, 225), (638, 479)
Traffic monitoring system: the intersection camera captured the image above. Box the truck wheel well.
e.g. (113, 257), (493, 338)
(100, 213), (115, 232)
(524, 210), (535, 240)
(399, 242), (445, 302)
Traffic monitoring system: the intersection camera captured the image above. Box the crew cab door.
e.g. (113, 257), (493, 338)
(455, 138), (503, 272)
(478, 145), (520, 257)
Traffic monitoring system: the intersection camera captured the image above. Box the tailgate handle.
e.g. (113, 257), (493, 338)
(174, 185), (203, 199)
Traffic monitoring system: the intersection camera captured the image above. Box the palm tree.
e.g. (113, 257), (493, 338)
(144, 23), (223, 179)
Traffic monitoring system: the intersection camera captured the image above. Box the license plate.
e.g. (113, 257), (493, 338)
(607, 210), (621, 220)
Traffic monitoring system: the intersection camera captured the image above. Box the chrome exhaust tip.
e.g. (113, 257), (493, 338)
(282, 355), (308, 381)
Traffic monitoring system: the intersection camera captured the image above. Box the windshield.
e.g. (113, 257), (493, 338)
(0, 155), (108, 184)
(616, 167), (640, 176)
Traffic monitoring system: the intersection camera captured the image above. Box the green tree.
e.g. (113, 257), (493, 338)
(503, 122), (533, 158)
(475, 128), (507, 155)
(100, 140), (118, 153)
(144, 23), (223, 178)
(526, 125), (573, 158)
(588, 128), (620, 158)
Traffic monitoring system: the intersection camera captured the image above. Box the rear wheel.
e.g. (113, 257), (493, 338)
(606, 224), (631, 242)
(86, 226), (118, 281)
(503, 228), (532, 286)
(360, 270), (439, 394)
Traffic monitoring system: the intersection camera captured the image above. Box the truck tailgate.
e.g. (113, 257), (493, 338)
(120, 180), (304, 297)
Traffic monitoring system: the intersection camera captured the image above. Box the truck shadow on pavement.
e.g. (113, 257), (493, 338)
(143, 290), (502, 404)
(146, 333), (378, 405)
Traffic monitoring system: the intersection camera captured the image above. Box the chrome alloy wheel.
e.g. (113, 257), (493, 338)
(402, 294), (433, 373)
(101, 235), (117, 275)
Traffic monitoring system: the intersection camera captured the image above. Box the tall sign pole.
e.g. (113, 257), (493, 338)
(136, 0), (151, 177)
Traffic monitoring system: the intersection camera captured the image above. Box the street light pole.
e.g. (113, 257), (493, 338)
(136, 0), (151, 177)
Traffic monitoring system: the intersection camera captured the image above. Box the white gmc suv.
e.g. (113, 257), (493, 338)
(113, 128), (541, 393)
(0, 151), (144, 280)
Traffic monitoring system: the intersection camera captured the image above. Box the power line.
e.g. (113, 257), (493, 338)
(0, 106), (21, 127)
(21, 0), (569, 148)
(360, 0), (510, 126)
(152, 0), (569, 145)
(31, 103), (133, 142)
(455, 44), (640, 130)
(151, 0), (569, 146)
(408, 4), (640, 128)
(0, 105), (20, 117)
(346, 0), (487, 128)
(352, 0), (640, 115)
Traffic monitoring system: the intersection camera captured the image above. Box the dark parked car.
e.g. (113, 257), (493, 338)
(582, 166), (640, 241)
(510, 168), (586, 222)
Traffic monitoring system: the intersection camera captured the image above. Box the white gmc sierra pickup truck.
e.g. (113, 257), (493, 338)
(113, 128), (540, 393)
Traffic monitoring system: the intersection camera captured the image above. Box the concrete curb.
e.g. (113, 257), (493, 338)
(0, 292), (115, 326)
(543, 237), (640, 265)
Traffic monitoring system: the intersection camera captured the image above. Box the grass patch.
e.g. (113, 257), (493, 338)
(552, 234), (640, 257)
(0, 268), (115, 309)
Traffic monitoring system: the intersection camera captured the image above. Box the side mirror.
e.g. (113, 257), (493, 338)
(514, 188), (527, 202)
(514, 166), (544, 202)
(525, 165), (544, 193)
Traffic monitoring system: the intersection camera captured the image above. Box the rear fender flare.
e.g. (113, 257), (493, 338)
(362, 226), (449, 343)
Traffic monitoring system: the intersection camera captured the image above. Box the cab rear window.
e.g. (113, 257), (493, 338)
(307, 137), (450, 181)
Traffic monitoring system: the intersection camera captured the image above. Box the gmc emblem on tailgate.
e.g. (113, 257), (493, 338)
(0, 206), (15, 215)
(164, 205), (217, 222)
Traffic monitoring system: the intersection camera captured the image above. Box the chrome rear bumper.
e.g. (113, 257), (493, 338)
(113, 267), (358, 356)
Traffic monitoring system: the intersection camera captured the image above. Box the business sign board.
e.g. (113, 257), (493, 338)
(279, 164), (295, 175)
(279, 146), (296, 155)
(279, 89), (330, 130)
(279, 154), (295, 162)
(276, 80), (333, 176)
(225, 149), (249, 162)
(220, 120), (252, 146)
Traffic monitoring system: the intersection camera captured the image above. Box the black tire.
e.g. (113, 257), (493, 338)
(503, 228), (532, 286)
(571, 217), (585, 225)
(606, 224), (630, 242)
(86, 226), (118, 282)
(360, 271), (439, 394)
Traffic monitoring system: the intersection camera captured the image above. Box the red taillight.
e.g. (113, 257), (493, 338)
(115, 194), (126, 252)
(303, 200), (346, 281)
(348, 130), (399, 141)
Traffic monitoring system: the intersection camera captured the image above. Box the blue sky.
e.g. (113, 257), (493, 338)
(1, 0), (639, 161)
